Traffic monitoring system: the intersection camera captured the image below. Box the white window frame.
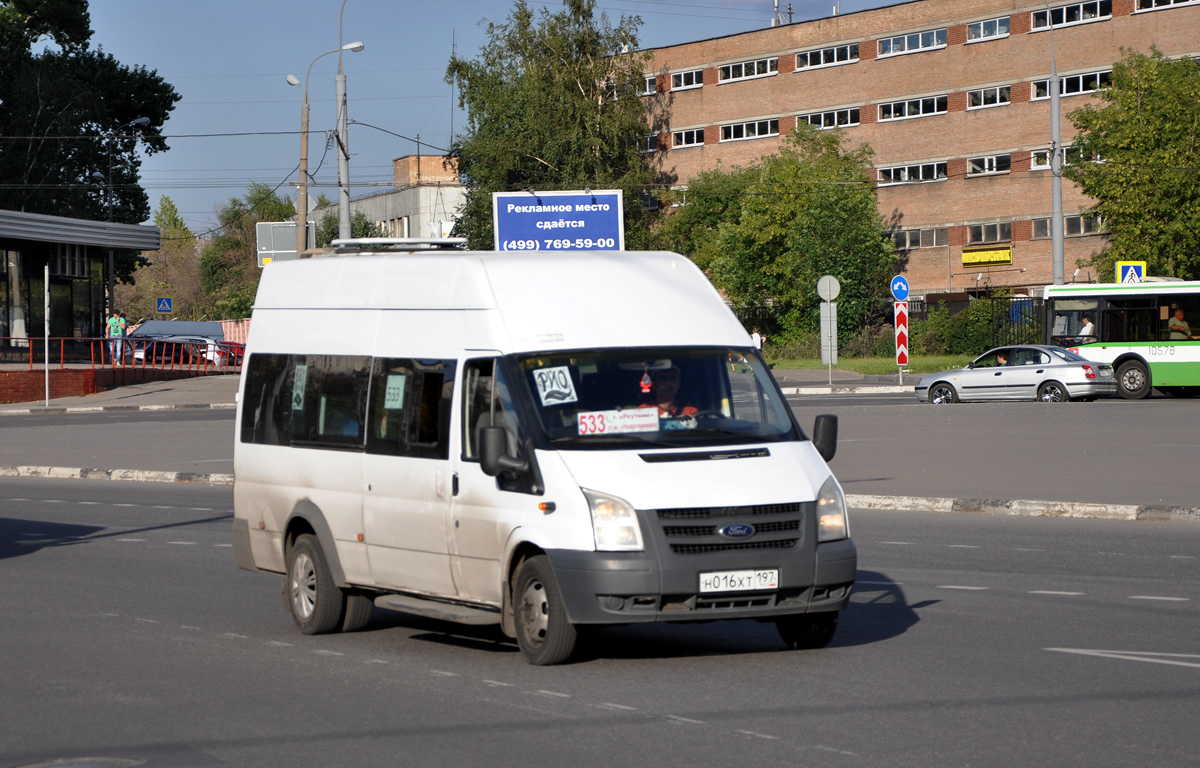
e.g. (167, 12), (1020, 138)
(798, 107), (861, 130)
(1031, 1), (1112, 31)
(719, 119), (779, 142)
(671, 69), (703, 91)
(1066, 214), (1105, 236)
(892, 228), (948, 250)
(877, 162), (948, 186)
(967, 85), (1011, 110)
(795, 43), (859, 71)
(672, 128), (704, 148)
(878, 95), (948, 122)
(1031, 70), (1112, 100)
(967, 222), (1013, 244)
(640, 134), (659, 154)
(640, 76), (657, 96)
(967, 154), (1012, 176)
(877, 28), (947, 58)
(717, 57), (778, 84)
(1136, 0), (1200, 10)
(966, 17), (1010, 42)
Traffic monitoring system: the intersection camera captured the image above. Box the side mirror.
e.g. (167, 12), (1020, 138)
(480, 425), (527, 477)
(812, 414), (838, 463)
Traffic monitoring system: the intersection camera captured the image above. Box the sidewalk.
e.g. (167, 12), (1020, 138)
(770, 366), (914, 394)
(0, 373), (239, 414)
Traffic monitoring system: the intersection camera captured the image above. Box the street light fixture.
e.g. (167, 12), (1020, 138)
(94, 116), (151, 314)
(288, 41), (365, 257)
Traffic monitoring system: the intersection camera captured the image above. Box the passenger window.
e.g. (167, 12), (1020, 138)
(462, 358), (524, 460)
(240, 353), (370, 449)
(366, 358), (455, 460)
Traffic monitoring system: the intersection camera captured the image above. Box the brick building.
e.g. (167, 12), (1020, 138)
(641, 0), (1200, 298)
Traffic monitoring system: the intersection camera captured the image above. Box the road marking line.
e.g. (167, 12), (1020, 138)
(1030, 591), (1085, 596)
(856, 580), (902, 586)
(429, 670), (458, 677)
(1170, 555), (1195, 560)
(78, 501), (100, 505)
(596, 703), (637, 711)
(482, 680), (514, 687)
(151, 505), (174, 509)
(736, 730), (779, 740)
(1047, 649), (1200, 669)
(266, 641), (293, 647)
(181, 626), (201, 631)
(364, 659), (388, 665)
(114, 503), (136, 507)
(40, 499), (63, 503)
(949, 545), (980, 548)
(118, 538), (145, 542)
(937, 585), (988, 590)
(220, 633), (248, 639)
(214, 543), (232, 547)
(136, 618), (159, 624)
(666, 715), (705, 725)
(1015, 548), (1044, 552)
(880, 541), (913, 545)
(1129, 596), (1189, 602)
(529, 690), (571, 698)
(313, 650), (344, 656)
(168, 541), (197, 545)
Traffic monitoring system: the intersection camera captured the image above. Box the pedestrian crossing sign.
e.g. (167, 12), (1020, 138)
(1116, 261), (1146, 284)
(156, 297), (173, 313)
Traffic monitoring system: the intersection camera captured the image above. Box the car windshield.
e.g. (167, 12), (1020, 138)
(513, 347), (800, 449)
(1048, 347), (1088, 363)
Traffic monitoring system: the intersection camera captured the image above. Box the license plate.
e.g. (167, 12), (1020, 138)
(699, 569), (779, 594)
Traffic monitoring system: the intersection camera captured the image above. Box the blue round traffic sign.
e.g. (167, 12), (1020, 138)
(890, 275), (910, 301)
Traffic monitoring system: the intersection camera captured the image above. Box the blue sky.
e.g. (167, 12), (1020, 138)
(88, 0), (892, 233)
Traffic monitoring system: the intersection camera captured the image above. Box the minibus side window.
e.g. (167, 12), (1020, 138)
(240, 353), (370, 449)
(462, 358), (536, 493)
(365, 358), (455, 460)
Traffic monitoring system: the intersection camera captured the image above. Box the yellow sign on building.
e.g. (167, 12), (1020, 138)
(962, 247), (1013, 266)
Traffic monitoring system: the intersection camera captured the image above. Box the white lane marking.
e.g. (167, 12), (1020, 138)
(151, 505), (174, 509)
(114, 503), (136, 507)
(1170, 555), (1195, 560)
(118, 538), (145, 542)
(214, 543), (232, 548)
(812, 746), (859, 756)
(188, 507), (213, 511)
(168, 541), (197, 545)
(1047, 649), (1200, 669)
(1030, 591), (1085, 596)
(736, 730), (779, 740)
(949, 544), (979, 548)
(313, 650), (344, 656)
(937, 586), (989, 590)
(482, 680), (514, 688)
(266, 641), (293, 647)
(181, 626), (201, 631)
(220, 633), (248, 639)
(364, 659), (388, 665)
(1129, 596), (1189, 602)
(529, 690), (571, 699)
(856, 580), (902, 586)
(596, 703), (637, 712)
(666, 715), (705, 725)
(136, 618), (159, 624)
(78, 501), (100, 505)
(880, 541), (913, 545)
(1015, 548), (1044, 552)
(429, 670), (458, 677)
(40, 499), (64, 503)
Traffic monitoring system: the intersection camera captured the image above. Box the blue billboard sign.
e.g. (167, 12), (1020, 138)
(492, 189), (625, 251)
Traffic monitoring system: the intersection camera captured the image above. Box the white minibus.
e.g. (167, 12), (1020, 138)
(232, 240), (856, 665)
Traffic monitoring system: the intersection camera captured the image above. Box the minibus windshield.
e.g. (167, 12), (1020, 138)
(515, 347), (800, 449)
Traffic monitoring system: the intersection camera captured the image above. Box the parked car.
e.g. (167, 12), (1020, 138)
(131, 335), (227, 366)
(217, 341), (245, 366)
(915, 345), (1116, 403)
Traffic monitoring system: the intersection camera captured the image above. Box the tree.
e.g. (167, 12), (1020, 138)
(657, 126), (896, 343)
(115, 196), (206, 321)
(0, 0), (180, 283)
(314, 209), (385, 247)
(197, 184), (295, 319)
(1066, 48), (1200, 280)
(446, 0), (656, 249)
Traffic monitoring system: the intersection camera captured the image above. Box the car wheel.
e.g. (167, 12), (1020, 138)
(776, 612), (839, 650)
(286, 534), (346, 635)
(513, 555), (577, 666)
(929, 382), (957, 404)
(1116, 361), (1150, 400)
(1037, 381), (1069, 402)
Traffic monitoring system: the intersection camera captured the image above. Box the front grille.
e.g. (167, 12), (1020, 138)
(653, 501), (806, 555)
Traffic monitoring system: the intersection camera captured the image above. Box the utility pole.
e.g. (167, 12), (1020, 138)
(336, 0), (355, 241)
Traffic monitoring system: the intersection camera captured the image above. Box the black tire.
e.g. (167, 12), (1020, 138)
(513, 555), (577, 666)
(1116, 360), (1151, 400)
(1037, 380), (1069, 403)
(286, 534), (346, 635)
(776, 612), (839, 650)
(341, 590), (375, 633)
(928, 382), (957, 404)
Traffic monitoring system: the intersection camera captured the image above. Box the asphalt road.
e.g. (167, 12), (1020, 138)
(2, 477), (1197, 767)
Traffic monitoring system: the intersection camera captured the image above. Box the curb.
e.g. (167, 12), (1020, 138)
(0, 465), (234, 485)
(780, 385), (913, 395)
(846, 494), (1200, 524)
(0, 402), (237, 416)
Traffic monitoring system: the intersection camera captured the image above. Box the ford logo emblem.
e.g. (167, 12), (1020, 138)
(718, 523), (755, 540)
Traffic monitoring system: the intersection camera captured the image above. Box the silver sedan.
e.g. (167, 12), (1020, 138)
(915, 345), (1116, 403)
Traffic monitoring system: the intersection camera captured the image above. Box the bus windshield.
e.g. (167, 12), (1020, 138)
(514, 347), (799, 449)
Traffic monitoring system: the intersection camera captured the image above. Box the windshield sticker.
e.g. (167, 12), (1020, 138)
(533, 366), (578, 406)
(578, 409), (660, 435)
(384, 374), (407, 410)
(291, 364), (308, 410)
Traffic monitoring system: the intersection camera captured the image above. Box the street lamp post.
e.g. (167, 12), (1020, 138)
(288, 41), (364, 257)
(93, 116), (150, 314)
(1042, 1), (1065, 285)
(336, 0), (360, 241)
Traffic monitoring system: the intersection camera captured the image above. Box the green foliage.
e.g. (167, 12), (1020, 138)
(0, 0), (180, 285)
(314, 209), (385, 248)
(1066, 48), (1200, 279)
(153, 196), (193, 243)
(446, 0), (656, 249)
(657, 126), (896, 343)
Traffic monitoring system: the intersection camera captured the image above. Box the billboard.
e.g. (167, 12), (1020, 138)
(492, 189), (624, 251)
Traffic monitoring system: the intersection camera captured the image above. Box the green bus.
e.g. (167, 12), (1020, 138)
(1044, 281), (1200, 399)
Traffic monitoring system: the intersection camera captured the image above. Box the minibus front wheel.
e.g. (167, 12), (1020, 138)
(287, 534), (345, 634)
(513, 555), (577, 666)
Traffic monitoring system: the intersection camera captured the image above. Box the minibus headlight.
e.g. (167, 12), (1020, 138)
(583, 489), (644, 552)
(816, 475), (849, 542)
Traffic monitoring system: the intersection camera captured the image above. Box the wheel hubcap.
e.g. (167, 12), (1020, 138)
(291, 552), (316, 620)
(1122, 368), (1145, 392)
(931, 387), (951, 404)
(518, 580), (549, 647)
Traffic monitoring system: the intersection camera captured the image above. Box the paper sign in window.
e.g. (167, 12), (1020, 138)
(291, 364), (308, 410)
(533, 366), (578, 406)
(384, 374), (407, 410)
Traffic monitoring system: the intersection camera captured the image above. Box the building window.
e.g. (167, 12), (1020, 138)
(640, 76), (657, 96)
(640, 134), (658, 154)
(795, 43), (859, 70)
(1032, 1), (1112, 30)
(1032, 218), (1051, 239)
(671, 69), (703, 90)
(878, 95), (948, 121)
(1137, 0), (1200, 9)
(968, 222), (1013, 244)
(967, 17), (1010, 41)
(1032, 70), (1112, 99)
(968, 154), (1012, 176)
(718, 57), (778, 83)
(672, 128), (704, 148)
(877, 28), (947, 57)
(798, 108), (860, 130)
(1066, 214), (1105, 235)
(892, 228), (948, 250)
(878, 162), (948, 185)
(967, 86), (1011, 109)
(51, 243), (88, 278)
(720, 119), (779, 142)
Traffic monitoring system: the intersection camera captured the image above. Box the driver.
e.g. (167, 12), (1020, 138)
(644, 366), (698, 418)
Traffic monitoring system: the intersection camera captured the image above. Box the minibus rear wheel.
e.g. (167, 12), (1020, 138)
(776, 611), (838, 650)
(513, 555), (577, 666)
(287, 534), (345, 634)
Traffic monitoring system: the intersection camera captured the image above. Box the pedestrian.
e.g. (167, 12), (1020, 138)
(106, 311), (123, 366)
(751, 328), (764, 350)
(118, 311), (128, 361)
